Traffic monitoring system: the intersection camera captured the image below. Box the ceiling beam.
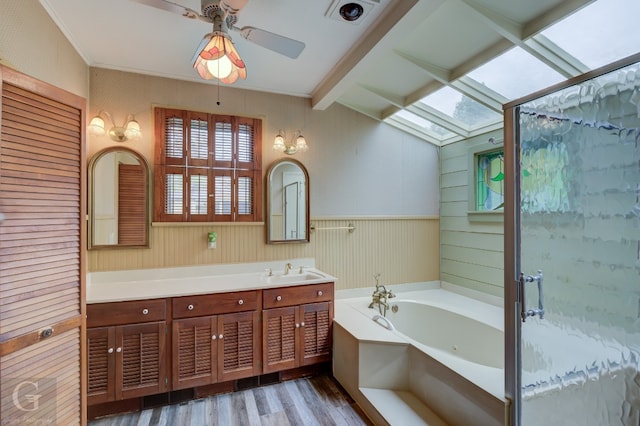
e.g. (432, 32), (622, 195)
(393, 50), (452, 82)
(392, 49), (506, 114)
(522, 0), (595, 39)
(458, 0), (590, 78)
(311, 0), (453, 111)
(337, 100), (383, 121)
(357, 84), (406, 108)
(382, 116), (446, 147)
(457, 0), (524, 41)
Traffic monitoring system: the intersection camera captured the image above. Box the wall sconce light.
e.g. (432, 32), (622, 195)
(273, 130), (309, 155)
(88, 111), (142, 142)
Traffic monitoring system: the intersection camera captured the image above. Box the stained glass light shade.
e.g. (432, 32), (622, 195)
(193, 32), (247, 84)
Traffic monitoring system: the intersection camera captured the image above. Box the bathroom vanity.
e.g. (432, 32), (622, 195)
(86, 262), (334, 419)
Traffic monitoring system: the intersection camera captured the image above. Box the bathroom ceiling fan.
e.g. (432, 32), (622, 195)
(132, 0), (306, 59)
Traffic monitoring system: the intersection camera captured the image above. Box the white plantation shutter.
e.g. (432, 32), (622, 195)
(189, 118), (208, 161)
(165, 174), (184, 215)
(189, 173), (208, 215)
(237, 175), (253, 216)
(214, 174), (232, 216)
(166, 116), (183, 159)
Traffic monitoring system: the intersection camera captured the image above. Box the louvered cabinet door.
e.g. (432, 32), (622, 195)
(300, 302), (333, 366)
(262, 306), (299, 373)
(87, 327), (116, 405)
(218, 311), (260, 382)
(172, 317), (217, 390)
(116, 322), (167, 400)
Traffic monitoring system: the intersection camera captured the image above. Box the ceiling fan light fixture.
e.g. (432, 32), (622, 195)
(193, 32), (246, 83)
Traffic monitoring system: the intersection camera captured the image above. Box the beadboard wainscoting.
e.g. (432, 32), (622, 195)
(87, 217), (439, 291)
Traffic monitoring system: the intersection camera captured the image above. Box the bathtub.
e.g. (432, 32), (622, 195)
(333, 286), (506, 426)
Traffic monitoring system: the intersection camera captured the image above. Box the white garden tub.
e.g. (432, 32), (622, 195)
(333, 285), (506, 426)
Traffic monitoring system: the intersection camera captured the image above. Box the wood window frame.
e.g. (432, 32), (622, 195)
(153, 107), (262, 223)
(467, 139), (504, 223)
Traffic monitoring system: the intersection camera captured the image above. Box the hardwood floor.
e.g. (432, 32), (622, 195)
(89, 375), (373, 426)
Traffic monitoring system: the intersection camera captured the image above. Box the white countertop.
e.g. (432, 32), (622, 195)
(87, 259), (336, 303)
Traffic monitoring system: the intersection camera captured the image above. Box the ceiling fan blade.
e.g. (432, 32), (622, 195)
(234, 26), (305, 59)
(131, 0), (210, 23)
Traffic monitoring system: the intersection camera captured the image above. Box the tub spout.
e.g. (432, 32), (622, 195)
(372, 314), (395, 331)
(369, 273), (395, 316)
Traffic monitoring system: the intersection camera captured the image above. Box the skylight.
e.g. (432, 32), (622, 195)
(541, 0), (640, 69)
(418, 86), (501, 129)
(466, 46), (566, 101)
(391, 110), (455, 139)
(381, 0), (640, 146)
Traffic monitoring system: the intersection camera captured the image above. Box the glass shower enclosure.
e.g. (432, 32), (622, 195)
(504, 53), (640, 425)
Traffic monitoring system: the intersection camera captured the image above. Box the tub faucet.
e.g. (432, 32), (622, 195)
(368, 273), (395, 316)
(284, 262), (293, 275)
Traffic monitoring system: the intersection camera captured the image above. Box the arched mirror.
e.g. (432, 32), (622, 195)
(88, 147), (150, 249)
(266, 158), (310, 244)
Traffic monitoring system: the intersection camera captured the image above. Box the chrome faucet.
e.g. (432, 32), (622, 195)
(368, 273), (395, 316)
(284, 262), (294, 275)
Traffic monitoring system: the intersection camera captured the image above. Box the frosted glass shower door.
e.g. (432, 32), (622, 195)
(517, 61), (640, 425)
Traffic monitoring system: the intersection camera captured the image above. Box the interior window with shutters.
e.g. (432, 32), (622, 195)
(154, 108), (262, 222)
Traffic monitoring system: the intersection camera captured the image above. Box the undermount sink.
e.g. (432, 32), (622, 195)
(265, 271), (325, 284)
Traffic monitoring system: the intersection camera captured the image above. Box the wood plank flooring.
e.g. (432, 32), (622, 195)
(89, 375), (373, 426)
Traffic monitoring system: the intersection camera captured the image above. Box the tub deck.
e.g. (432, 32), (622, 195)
(333, 284), (507, 426)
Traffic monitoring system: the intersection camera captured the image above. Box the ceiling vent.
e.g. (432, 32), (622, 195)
(325, 0), (379, 24)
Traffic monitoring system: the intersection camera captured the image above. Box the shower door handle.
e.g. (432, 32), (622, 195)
(519, 270), (544, 322)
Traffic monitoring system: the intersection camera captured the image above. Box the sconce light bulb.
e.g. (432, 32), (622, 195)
(88, 116), (106, 136)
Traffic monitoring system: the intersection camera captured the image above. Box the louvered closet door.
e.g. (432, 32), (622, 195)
(0, 66), (85, 425)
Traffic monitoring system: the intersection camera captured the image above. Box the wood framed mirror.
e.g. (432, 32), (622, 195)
(266, 158), (310, 244)
(88, 147), (150, 249)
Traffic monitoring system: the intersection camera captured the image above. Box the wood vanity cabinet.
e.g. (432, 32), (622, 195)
(262, 282), (334, 374)
(171, 290), (260, 390)
(86, 299), (168, 405)
(87, 280), (335, 415)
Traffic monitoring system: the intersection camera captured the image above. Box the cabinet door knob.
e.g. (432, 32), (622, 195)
(276, 295), (282, 301)
(108, 348), (114, 354)
(187, 304), (194, 311)
(219, 334), (224, 339)
(212, 335), (217, 340)
(116, 347), (122, 353)
(295, 323), (300, 328)
(317, 291), (323, 296)
(142, 308), (149, 315)
(238, 299), (243, 305)
(301, 321), (305, 327)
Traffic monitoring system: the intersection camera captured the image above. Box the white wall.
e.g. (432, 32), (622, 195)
(0, 1), (88, 97)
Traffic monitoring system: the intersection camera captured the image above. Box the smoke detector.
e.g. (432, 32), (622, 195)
(325, 0), (379, 24)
